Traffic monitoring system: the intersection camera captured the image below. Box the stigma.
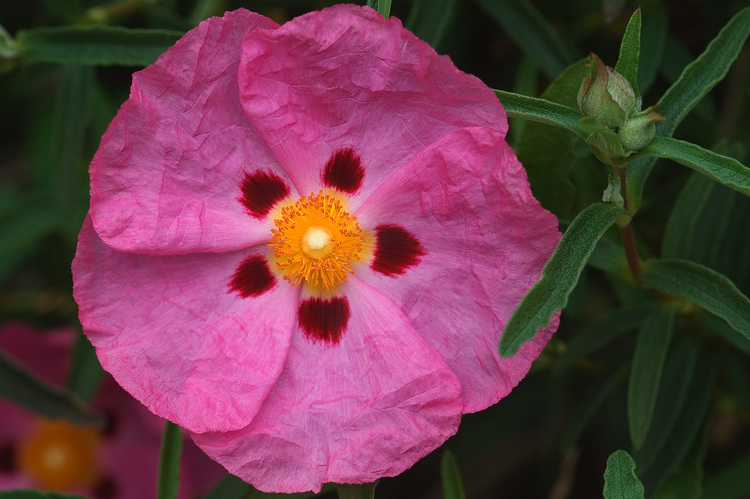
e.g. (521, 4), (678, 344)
(270, 191), (365, 291)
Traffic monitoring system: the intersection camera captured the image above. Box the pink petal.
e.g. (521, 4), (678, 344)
(90, 9), (286, 254)
(193, 277), (463, 493)
(238, 4), (506, 209)
(73, 216), (296, 433)
(355, 127), (561, 413)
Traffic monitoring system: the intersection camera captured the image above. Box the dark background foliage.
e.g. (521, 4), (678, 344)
(1, 0), (749, 498)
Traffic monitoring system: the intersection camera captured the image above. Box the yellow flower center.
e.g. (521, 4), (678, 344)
(270, 191), (365, 291)
(18, 419), (100, 491)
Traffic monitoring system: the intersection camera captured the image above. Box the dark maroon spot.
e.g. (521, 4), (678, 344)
(322, 148), (365, 193)
(229, 256), (276, 298)
(93, 476), (118, 499)
(101, 410), (119, 437)
(240, 171), (289, 218)
(0, 443), (16, 473)
(372, 225), (425, 276)
(298, 297), (350, 344)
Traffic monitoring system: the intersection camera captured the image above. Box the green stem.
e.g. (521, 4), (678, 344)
(614, 166), (642, 278)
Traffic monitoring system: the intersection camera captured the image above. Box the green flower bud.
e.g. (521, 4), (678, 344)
(619, 105), (665, 152)
(577, 53), (638, 129)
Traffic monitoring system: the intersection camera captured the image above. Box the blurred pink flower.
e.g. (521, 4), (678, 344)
(0, 322), (223, 498)
(72, 4), (560, 493)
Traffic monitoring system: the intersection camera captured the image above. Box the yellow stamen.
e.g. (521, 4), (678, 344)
(269, 191), (365, 291)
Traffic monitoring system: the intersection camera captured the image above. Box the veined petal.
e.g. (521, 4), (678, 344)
(90, 9), (286, 254)
(192, 277), (463, 493)
(73, 217), (296, 433)
(238, 4), (506, 209)
(356, 127), (561, 413)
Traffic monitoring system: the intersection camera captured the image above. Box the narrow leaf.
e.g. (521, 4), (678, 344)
(637, 0), (667, 93)
(0, 349), (102, 427)
(441, 450), (466, 499)
(640, 259), (750, 339)
(405, 0), (458, 49)
(634, 338), (701, 473)
(475, 0), (576, 79)
(603, 450), (645, 499)
(516, 58), (588, 217)
(66, 332), (104, 401)
(554, 303), (654, 374)
(336, 483), (378, 499)
(656, 7), (750, 137)
(637, 348), (717, 492)
(628, 306), (676, 448)
(494, 90), (586, 139)
(157, 421), (183, 499)
(17, 26), (183, 66)
(500, 203), (625, 357)
(615, 8), (642, 105)
(639, 136), (750, 197)
(366, 0), (391, 19)
(560, 361), (629, 452)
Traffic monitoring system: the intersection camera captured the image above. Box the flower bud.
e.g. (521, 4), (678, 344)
(618, 105), (665, 152)
(577, 53), (637, 129)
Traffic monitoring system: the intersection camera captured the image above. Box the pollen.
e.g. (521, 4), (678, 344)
(270, 191), (365, 291)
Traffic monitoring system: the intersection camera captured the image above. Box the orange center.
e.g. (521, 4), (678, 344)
(270, 191), (365, 291)
(18, 419), (100, 491)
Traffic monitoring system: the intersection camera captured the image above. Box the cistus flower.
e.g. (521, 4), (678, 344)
(72, 4), (561, 493)
(0, 322), (223, 498)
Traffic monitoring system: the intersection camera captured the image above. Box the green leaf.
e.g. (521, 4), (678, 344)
(614, 8), (642, 106)
(66, 332), (104, 401)
(656, 7), (750, 137)
(603, 450), (645, 499)
(158, 421), (183, 499)
(663, 172), (721, 260)
(636, 345), (717, 492)
(336, 483), (378, 499)
(633, 338), (701, 473)
(0, 348), (102, 426)
(560, 361), (629, 453)
(637, 0), (667, 93)
(405, 0), (457, 49)
(441, 450), (466, 499)
(628, 306), (676, 448)
(554, 303), (654, 374)
(0, 23), (17, 60)
(189, 0), (229, 26)
(39, 0), (84, 23)
(0, 199), (61, 281)
(204, 475), (253, 499)
(587, 236), (629, 275)
(494, 90), (586, 139)
(499, 203), (625, 357)
(475, 0), (576, 79)
(639, 136), (750, 197)
(516, 58), (589, 217)
(0, 491), (90, 499)
(366, 0), (391, 19)
(702, 452), (750, 499)
(654, 433), (704, 499)
(16, 26), (183, 66)
(640, 259), (750, 339)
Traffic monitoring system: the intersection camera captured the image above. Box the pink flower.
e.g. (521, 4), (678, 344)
(0, 322), (223, 498)
(72, 4), (560, 493)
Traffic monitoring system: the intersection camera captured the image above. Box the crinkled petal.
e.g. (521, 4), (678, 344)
(90, 9), (285, 254)
(73, 216), (296, 433)
(238, 4), (505, 208)
(192, 277), (463, 493)
(355, 127), (561, 413)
